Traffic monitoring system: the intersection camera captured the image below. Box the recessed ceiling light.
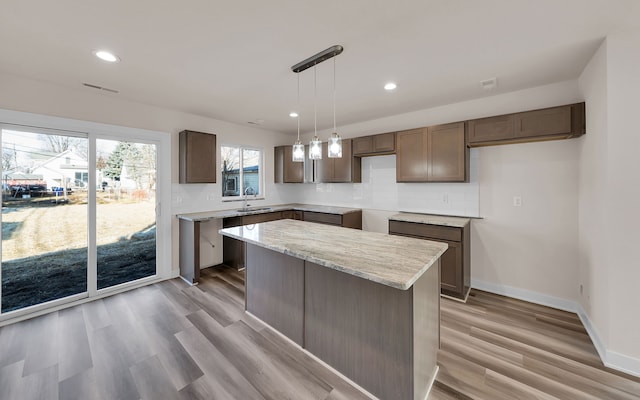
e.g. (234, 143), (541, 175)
(384, 82), (397, 91)
(93, 50), (120, 63)
(289, 112), (299, 118)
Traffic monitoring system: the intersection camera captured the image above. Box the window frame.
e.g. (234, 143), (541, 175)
(220, 144), (264, 201)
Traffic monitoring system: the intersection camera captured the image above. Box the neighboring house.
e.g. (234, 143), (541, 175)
(222, 165), (260, 197)
(31, 148), (88, 190)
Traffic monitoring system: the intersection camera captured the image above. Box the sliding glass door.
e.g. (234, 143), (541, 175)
(96, 139), (156, 289)
(0, 126), (162, 315)
(1, 129), (88, 312)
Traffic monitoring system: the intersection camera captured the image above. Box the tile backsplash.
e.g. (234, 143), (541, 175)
(288, 150), (480, 217)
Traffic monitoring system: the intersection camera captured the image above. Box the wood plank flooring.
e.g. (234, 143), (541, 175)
(0, 266), (638, 400)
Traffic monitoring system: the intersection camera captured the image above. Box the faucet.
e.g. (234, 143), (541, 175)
(243, 187), (255, 210)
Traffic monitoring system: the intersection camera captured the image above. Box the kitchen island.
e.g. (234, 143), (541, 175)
(220, 219), (447, 400)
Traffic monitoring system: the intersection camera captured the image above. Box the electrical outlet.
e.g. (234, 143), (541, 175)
(176, 196), (183, 203)
(513, 196), (522, 207)
(442, 194), (449, 204)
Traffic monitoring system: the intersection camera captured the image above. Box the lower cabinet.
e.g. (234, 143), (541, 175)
(223, 211), (282, 270)
(388, 220), (470, 300)
(224, 210), (362, 270)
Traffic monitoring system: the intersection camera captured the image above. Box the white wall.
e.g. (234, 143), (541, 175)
(0, 71), (293, 274)
(605, 28), (640, 365)
(473, 140), (579, 302)
(577, 28), (640, 375)
(577, 39), (610, 355)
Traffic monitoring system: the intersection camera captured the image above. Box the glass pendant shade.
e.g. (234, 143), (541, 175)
(328, 132), (342, 158)
(309, 136), (322, 160)
(292, 140), (305, 162)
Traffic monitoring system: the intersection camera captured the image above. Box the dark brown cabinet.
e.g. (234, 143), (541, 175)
(396, 122), (467, 182)
(179, 130), (216, 183)
(353, 132), (396, 156)
(389, 219), (470, 300)
(282, 210), (303, 220)
(302, 210), (362, 229)
(316, 139), (361, 183)
(274, 146), (304, 183)
(428, 122), (468, 182)
(468, 102), (585, 147)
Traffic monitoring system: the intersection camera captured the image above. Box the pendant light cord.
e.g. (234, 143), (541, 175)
(297, 73), (300, 141)
(314, 65), (317, 138)
(333, 57), (336, 133)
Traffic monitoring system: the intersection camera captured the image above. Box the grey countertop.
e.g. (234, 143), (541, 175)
(177, 203), (362, 222)
(389, 212), (471, 228)
(219, 219), (447, 290)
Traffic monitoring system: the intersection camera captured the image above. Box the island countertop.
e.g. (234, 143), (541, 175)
(219, 219), (447, 290)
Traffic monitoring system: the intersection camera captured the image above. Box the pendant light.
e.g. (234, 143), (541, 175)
(292, 74), (305, 162)
(328, 57), (342, 158)
(290, 45), (344, 161)
(309, 65), (322, 160)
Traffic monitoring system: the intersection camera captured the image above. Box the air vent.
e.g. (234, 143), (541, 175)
(82, 83), (119, 94)
(479, 77), (497, 90)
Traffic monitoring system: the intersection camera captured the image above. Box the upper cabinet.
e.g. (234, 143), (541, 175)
(396, 122), (468, 183)
(274, 146), (304, 183)
(468, 103), (585, 147)
(353, 132), (396, 156)
(428, 122), (468, 182)
(317, 139), (361, 183)
(179, 130), (216, 183)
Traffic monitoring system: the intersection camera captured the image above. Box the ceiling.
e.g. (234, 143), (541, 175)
(0, 0), (637, 135)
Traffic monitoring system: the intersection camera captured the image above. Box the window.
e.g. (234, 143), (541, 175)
(221, 145), (262, 199)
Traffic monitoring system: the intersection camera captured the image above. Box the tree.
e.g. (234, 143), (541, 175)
(2, 148), (15, 172)
(103, 142), (133, 181)
(39, 135), (88, 159)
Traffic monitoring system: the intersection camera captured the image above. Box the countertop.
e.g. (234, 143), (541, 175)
(177, 203), (362, 222)
(389, 212), (471, 228)
(219, 219), (448, 290)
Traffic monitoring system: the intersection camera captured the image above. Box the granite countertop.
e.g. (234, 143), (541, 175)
(219, 219), (447, 290)
(389, 212), (471, 228)
(177, 203), (361, 222)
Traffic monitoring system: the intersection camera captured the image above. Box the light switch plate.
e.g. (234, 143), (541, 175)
(513, 196), (522, 207)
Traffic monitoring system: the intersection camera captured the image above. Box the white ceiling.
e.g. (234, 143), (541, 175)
(0, 0), (636, 134)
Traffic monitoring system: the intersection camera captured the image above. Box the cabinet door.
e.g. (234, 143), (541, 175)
(373, 132), (395, 153)
(275, 146), (304, 183)
(331, 139), (353, 182)
(179, 130), (216, 183)
(468, 115), (515, 144)
(439, 241), (463, 296)
(514, 105), (571, 138)
(427, 122), (467, 182)
(353, 136), (373, 155)
(396, 128), (428, 182)
(283, 146), (304, 183)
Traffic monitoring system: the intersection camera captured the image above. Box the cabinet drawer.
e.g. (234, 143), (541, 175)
(388, 220), (461, 242)
(243, 212), (283, 225)
(303, 211), (342, 226)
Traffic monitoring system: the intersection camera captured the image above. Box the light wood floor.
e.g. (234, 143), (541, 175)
(0, 266), (638, 400)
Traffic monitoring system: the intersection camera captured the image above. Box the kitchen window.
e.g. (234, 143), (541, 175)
(221, 145), (263, 199)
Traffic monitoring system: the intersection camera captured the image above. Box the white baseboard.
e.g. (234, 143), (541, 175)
(471, 279), (640, 378)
